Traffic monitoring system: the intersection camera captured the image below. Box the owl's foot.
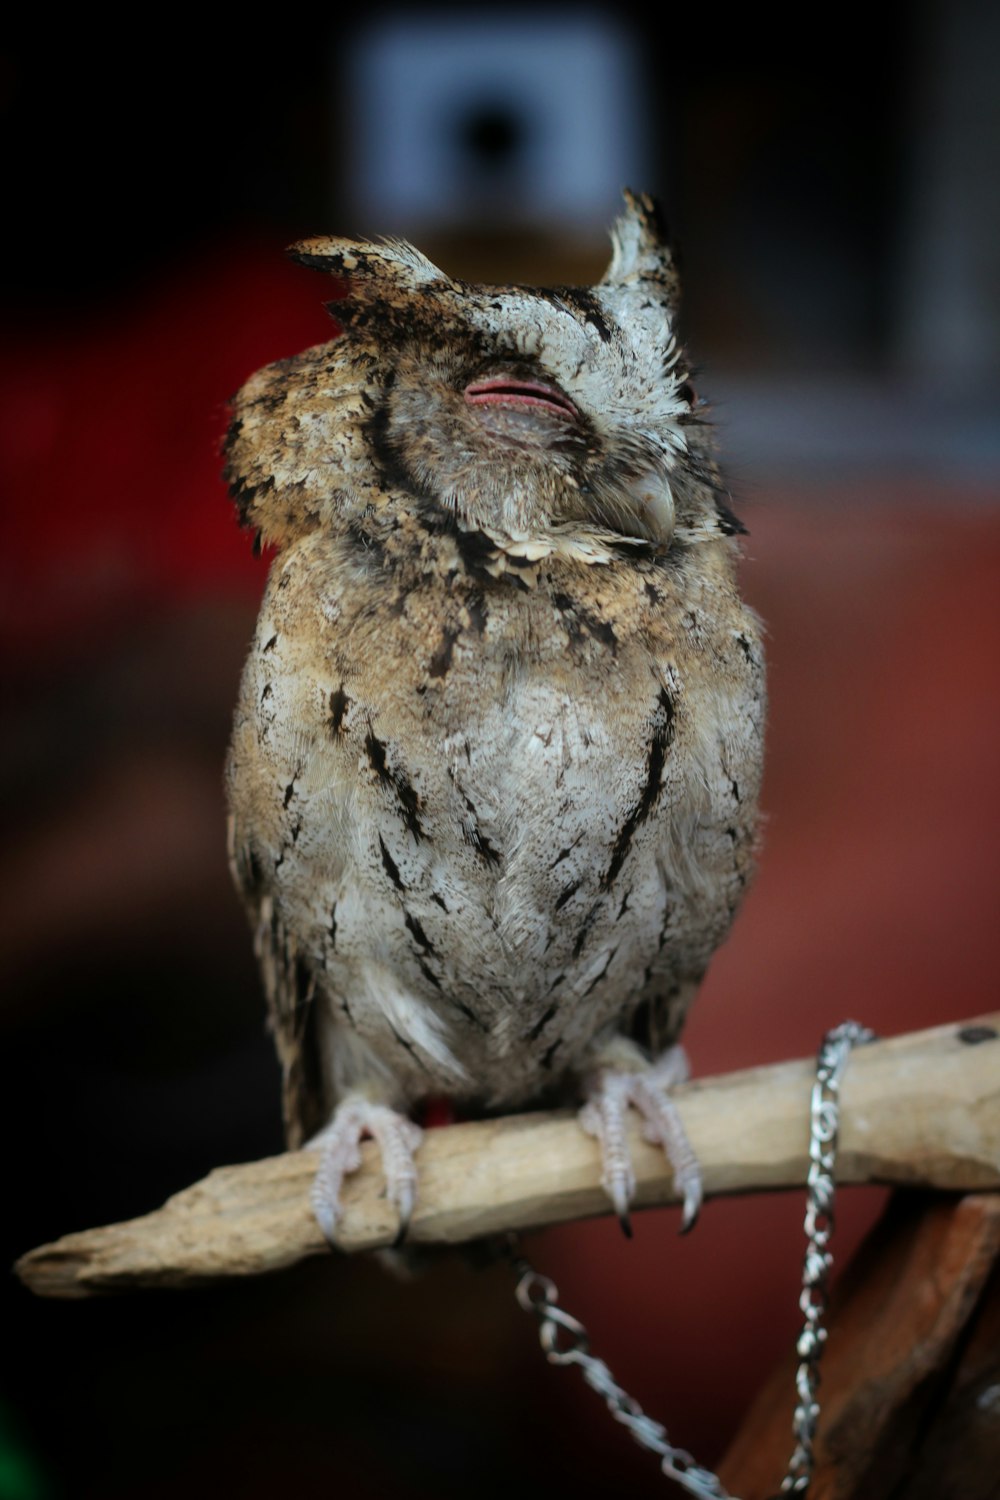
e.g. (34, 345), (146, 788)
(308, 1097), (424, 1246)
(579, 1044), (702, 1234)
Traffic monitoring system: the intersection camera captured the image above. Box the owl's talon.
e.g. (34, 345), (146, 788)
(680, 1181), (702, 1234)
(580, 1044), (702, 1234)
(391, 1180), (417, 1246)
(308, 1098), (423, 1246)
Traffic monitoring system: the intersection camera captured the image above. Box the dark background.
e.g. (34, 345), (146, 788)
(4, 5), (998, 1497)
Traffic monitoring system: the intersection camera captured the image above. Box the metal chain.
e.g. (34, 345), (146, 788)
(509, 1248), (734, 1499)
(509, 1020), (876, 1499)
(778, 1019), (875, 1493)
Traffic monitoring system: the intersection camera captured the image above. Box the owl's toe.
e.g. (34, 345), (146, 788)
(579, 1044), (701, 1234)
(579, 1069), (638, 1227)
(632, 1051), (702, 1231)
(308, 1097), (424, 1245)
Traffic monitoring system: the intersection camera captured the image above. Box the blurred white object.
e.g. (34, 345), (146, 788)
(340, 12), (650, 234)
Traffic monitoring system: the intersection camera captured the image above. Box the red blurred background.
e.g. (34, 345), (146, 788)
(4, 7), (998, 1498)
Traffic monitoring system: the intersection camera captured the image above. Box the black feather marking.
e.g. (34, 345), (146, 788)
(404, 909), (436, 955)
(245, 848), (265, 895)
(288, 247), (348, 272)
(550, 834), (584, 869)
(714, 499), (748, 536)
(546, 287), (613, 343)
(608, 535), (658, 561)
(416, 956), (442, 992)
(572, 901), (603, 959)
(587, 615), (616, 648)
(528, 1004), (557, 1042)
(451, 775), (501, 865)
(467, 593), (488, 634)
(469, 827), (501, 865)
(602, 687), (675, 889)
(429, 627), (460, 678)
(553, 591), (584, 646)
(226, 471), (276, 527)
(453, 526), (501, 579)
(329, 685), (351, 735)
(554, 880), (582, 912)
(362, 377), (435, 503)
(552, 591), (616, 650)
(581, 946), (617, 998)
(388, 1020), (431, 1072)
(366, 729), (425, 841)
(378, 835), (405, 891)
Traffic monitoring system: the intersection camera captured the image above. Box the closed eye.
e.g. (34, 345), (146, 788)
(464, 378), (579, 421)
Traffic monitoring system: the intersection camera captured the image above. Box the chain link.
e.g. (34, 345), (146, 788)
(510, 1252), (735, 1499)
(509, 1020), (876, 1499)
(778, 1019), (875, 1493)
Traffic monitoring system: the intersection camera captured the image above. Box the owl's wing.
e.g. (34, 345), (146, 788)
(622, 629), (765, 1061)
(227, 813), (328, 1149)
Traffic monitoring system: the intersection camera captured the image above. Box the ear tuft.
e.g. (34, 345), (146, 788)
(601, 190), (680, 310)
(287, 236), (447, 288)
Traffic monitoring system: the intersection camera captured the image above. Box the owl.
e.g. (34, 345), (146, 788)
(224, 191), (765, 1243)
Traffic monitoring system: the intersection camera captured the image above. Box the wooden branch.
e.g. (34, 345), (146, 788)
(16, 1014), (999, 1298)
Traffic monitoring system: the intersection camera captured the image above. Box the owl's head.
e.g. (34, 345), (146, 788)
(226, 191), (740, 556)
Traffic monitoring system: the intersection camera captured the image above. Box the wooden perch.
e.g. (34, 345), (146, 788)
(16, 1014), (1000, 1298)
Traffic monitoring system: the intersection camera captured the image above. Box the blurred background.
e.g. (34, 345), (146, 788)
(3, 4), (998, 1496)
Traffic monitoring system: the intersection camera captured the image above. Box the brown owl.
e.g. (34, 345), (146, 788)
(224, 191), (765, 1243)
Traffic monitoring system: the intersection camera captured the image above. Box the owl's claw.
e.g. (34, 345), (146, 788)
(390, 1177), (417, 1247)
(308, 1098), (424, 1245)
(579, 1044), (702, 1234)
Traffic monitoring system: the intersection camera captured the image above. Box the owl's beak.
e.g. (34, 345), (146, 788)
(627, 470), (676, 544)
